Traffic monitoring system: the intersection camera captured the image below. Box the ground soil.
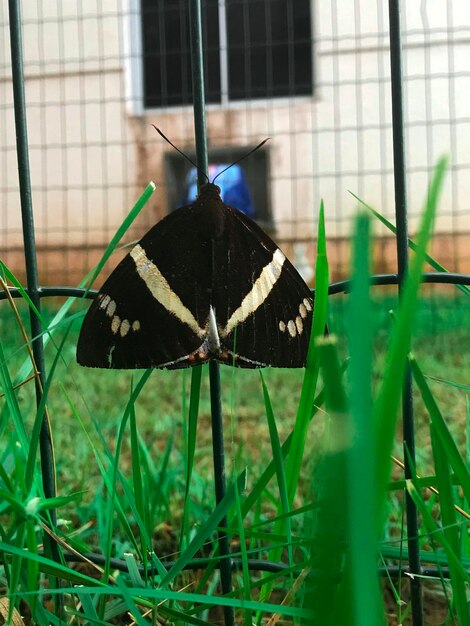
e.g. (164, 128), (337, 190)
(383, 579), (451, 626)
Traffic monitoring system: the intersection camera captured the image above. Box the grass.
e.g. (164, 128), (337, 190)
(0, 157), (470, 624)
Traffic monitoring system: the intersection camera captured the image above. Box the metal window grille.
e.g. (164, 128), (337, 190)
(141, 0), (313, 108)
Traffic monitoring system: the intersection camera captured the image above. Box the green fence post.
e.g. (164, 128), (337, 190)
(8, 0), (60, 559)
(388, 2), (423, 625)
(189, 1), (235, 624)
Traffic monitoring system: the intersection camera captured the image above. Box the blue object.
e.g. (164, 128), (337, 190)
(181, 164), (256, 218)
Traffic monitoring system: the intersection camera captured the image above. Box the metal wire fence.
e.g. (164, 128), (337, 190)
(1, 2), (470, 284)
(2, 1), (470, 625)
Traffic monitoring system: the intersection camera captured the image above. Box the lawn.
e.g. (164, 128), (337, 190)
(0, 290), (469, 624)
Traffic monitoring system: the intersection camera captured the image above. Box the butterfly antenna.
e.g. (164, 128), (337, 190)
(152, 125), (209, 184)
(212, 138), (270, 185)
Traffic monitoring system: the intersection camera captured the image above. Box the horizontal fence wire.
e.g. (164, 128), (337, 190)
(1, 272), (469, 303)
(41, 550), (469, 582)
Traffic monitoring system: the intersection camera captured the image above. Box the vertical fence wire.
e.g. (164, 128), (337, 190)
(189, 1), (234, 624)
(388, 2), (423, 626)
(7, 0), (60, 560)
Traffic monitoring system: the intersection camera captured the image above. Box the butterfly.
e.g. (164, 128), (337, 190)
(77, 131), (313, 370)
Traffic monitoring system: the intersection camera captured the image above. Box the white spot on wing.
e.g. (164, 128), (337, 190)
(277, 297), (312, 340)
(106, 300), (117, 317)
(98, 293), (140, 337)
(120, 319), (131, 337)
(111, 315), (121, 334)
(99, 295), (111, 310)
(287, 320), (296, 337)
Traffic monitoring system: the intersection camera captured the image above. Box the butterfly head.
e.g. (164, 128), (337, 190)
(198, 182), (222, 198)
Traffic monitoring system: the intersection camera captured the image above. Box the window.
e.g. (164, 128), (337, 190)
(140, 0), (313, 108)
(164, 144), (272, 228)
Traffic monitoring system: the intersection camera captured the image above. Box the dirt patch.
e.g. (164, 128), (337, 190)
(383, 578), (451, 625)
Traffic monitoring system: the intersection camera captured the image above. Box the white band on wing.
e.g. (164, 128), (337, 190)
(223, 248), (286, 336)
(131, 244), (205, 337)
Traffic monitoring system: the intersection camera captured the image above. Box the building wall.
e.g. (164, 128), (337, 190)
(1, 1), (469, 284)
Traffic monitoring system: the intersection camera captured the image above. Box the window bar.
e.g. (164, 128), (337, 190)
(388, 2), (423, 626)
(7, 0), (60, 559)
(218, 0), (229, 105)
(189, 1), (235, 624)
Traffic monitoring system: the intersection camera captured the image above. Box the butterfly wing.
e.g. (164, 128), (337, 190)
(77, 206), (213, 369)
(212, 206), (313, 368)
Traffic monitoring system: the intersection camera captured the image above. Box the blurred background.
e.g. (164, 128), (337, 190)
(1, 1), (469, 286)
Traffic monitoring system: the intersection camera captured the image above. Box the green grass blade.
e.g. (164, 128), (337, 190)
(411, 357), (470, 502)
(64, 378), (167, 581)
(78, 404), (148, 555)
(25, 518), (39, 618)
(373, 157), (448, 509)
(0, 338), (29, 455)
(76, 592), (100, 622)
(8, 523), (26, 615)
(0, 264), (70, 380)
(129, 396), (149, 568)
(467, 398), (470, 471)
(406, 482), (470, 584)
(0, 540), (106, 586)
(337, 212), (384, 625)
(257, 202), (328, 613)
(233, 469), (252, 626)
(0, 489), (28, 517)
(430, 422), (470, 625)
(72, 410), (142, 553)
(85, 182), (156, 290)
(260, 371), (293, 565)
(123, 552), (145, 588)
(97, 370), (152, 618)
(158, 604), (220, 626)
(20, 584), (310, 619)
(25, 328), (70, 493)
(103, 372), (151, 569)
(180, 365), (202, 548)
(287, 199), (329, 505)
(237, 386), (326, 522)
(151, 432), (173, 518)
(159, 470), (246, 587)
(197, 387), (327, 593)
(116, 578), (149, 626)
(0, 263), (43, 321)
(424, 374), (470, 391)
(306, 337), (350, 623)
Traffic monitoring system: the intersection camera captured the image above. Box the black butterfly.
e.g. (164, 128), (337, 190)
(77, 134), (313, 370)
